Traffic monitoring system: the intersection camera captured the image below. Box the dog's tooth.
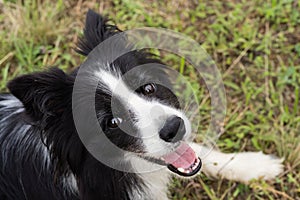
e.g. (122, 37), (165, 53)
(177, 168), (185, 173)
(192, 164), (197, 170)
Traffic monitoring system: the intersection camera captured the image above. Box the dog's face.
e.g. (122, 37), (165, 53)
(7, 10), (202, 177)
(92, 60), (201, 176)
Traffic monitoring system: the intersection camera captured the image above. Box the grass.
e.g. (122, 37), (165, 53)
(0, 0), (299, 199)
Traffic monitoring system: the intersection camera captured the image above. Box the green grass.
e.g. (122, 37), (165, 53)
(0, 0), (299, 199)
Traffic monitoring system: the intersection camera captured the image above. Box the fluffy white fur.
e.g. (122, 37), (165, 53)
(190, 143), (284, 183)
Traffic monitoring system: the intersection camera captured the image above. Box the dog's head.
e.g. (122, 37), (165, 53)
(7, 10), (201, 177)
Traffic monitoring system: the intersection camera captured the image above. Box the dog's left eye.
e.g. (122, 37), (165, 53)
(141, 83), (156, 95)
(107, 117), (123, 129)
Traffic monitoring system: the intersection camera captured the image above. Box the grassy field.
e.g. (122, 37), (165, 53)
(0, 0), (299, 199)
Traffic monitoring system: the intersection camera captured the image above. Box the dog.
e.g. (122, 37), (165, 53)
(0, 10), (283, 200)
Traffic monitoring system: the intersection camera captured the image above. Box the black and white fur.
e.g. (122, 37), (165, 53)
(0, 10), (283, 200)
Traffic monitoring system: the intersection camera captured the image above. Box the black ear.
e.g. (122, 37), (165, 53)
(75, 9), (121, 56)
(7, 67), (73, 123)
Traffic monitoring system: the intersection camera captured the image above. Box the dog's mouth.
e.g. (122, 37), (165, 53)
(142, 142), (202, 177)
(163, 142), (202, 176)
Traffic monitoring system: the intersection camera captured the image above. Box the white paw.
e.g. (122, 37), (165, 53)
(217, 151), (284, 183)
(189, 143), (284, 183)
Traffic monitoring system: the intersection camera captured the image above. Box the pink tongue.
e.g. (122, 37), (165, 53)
(162, 142), (197, 169)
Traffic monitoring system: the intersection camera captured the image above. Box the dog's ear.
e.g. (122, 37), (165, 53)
(76, 9), (121, 56)
(7, 67), (73, 123)
(8, 68), (85, 175)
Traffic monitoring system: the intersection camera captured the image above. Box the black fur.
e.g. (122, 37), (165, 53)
(0, 10), (147, 200)
(0, 10), (179, 200)
(76, 10), (121, 56)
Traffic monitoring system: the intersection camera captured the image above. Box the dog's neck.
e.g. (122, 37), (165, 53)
(133, 171), (170, 200)
(129, 156), (171, 200)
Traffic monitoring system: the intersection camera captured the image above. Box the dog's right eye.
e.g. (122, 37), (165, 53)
(107, 117), (123, 129)
(141, 83), (156, 95)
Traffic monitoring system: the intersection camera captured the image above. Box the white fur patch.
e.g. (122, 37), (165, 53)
(0, 95), (23, 108)
(62, 173), (78, 195)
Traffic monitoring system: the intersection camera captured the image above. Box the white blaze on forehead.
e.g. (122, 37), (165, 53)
(95, 69), (191, 156)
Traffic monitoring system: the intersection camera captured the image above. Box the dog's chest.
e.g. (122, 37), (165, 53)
(131, 170), (170, 200)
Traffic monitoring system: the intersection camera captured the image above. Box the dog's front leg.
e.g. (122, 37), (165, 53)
(189, 143), (284, 183)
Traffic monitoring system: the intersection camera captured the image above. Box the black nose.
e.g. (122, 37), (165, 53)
(159, 115), (186, 143)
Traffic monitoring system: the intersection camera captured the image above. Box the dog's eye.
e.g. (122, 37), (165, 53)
(107, 117), (123, 129)
(142, 83), (156, 95)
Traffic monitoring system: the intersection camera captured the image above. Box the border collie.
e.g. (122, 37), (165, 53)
(0, 10), (283, 200)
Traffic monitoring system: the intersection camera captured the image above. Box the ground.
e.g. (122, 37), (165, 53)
(0, 0), (299, 199)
